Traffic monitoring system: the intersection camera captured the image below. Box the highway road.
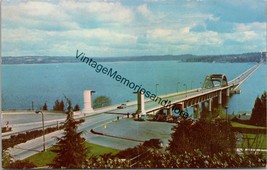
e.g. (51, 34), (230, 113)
(5, 87), (220, 160)
(2, 88), (197, 138)
(9, 113), (125, 160)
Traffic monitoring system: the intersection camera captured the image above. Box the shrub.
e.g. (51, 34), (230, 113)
(167, 119), (236, 155)
(9, 160), (36, 169)
(135, 149), (266, 168)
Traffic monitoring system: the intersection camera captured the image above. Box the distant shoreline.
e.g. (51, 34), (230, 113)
(2, 52), (265, 64)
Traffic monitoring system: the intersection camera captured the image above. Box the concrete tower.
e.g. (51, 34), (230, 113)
(82, 90), (94, 114)
(135, 91), (146, 116)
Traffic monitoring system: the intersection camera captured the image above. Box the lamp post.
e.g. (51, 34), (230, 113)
(176, 82), (180, 93)
(191, 81), (194, 90)
(183, 84), (187, 97)
(155, 84), (159, 95)
(35, 110), (45, 151)
(200, 82), (202, 92)
(224, 106), (228, 122)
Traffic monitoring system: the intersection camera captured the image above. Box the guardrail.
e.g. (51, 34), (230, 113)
(2, 121), (63, 138)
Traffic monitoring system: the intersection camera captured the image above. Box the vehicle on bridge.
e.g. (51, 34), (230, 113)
(117, 103), (127, 109)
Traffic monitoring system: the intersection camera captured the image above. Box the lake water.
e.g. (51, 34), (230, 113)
(2, 61), (266, 114)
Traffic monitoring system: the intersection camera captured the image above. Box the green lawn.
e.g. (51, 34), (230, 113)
(231, 122), (267, 149)
(239, 133), (267, 149)
(231, 121), (267, 129)
(25, 142), (119, 167)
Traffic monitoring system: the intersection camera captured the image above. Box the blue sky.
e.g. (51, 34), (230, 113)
(2, 0), (266, 57)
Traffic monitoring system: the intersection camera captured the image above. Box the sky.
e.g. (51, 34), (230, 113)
(2, 0), (266, 57)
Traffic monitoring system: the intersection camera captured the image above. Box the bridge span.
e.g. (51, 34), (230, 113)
(82, 62), (261, 119)
(142, 63), (261, 118)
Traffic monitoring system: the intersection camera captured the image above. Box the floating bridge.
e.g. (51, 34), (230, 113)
(82, 63), (261, 119)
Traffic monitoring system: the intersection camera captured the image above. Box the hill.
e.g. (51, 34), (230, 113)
(2, 52), (266, 64)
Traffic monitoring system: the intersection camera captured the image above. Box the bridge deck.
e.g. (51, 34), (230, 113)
(143, 63), (261, 113)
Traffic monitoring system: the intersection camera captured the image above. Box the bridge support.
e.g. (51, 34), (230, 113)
(208, 99), (212, 112)
(201, 102), (205, 109)
(135, 91), (146, 116)
(167, 107), (172, 117)
(176, 102), (184, 111)
(82, 90), (95, 114)
(218, 90), (222, 105)
(193, 104), (200, 119)
(226, 88), (230, 97)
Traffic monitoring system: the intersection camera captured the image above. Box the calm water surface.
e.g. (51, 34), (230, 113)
(2, 61), (266, 114)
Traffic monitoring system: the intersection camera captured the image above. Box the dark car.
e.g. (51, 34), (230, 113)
(117, 103), (126, 109)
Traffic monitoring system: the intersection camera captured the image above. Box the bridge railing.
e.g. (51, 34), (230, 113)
(229, 63), (261, 88)
(2, 121), (63, 138)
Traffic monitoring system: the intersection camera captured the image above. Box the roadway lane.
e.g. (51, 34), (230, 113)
(2, 112), (67, 138)
(2, 104), (134, 138)
(9, 113), (122, 160)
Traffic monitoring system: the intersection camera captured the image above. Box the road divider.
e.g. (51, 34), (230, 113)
(90, 129), (145, 143)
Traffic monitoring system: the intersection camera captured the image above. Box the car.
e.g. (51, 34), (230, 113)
(117, 103), (127, 109)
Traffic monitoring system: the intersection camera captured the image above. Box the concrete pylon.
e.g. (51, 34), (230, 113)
(193, 104), (200, 118)
(178, 102), (185, 111)
(82, 90), (95, 114)
(208, 98), (212, 112)
(226, 88), (230, 97)
(218, 90), (222, 105)
(135, 91), (146, 116)
(167, 107), (172, 117)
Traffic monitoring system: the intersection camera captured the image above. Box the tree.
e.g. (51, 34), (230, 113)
(250, 91), (267, 127)
(167, 119), (236, 155)
(2, 149), (13, 168)
(59, 100), (65, 112)
(53, 100), (60, 111)
(143, 139), (162, 149)
(42, 102), (48, 110)
(2, 149), (36, 169)
(50, 96), (88, 168)
(73, 104), (80, 111)
(87, 143), (266, 168)
(131, 149), (266, 168)
(93, 96), (111, 109)
(8, 160), (35, 169)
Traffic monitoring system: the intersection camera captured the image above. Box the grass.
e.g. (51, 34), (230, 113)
(230, 121), (267, 149)
(86, 142), (119, 157)
(25, 142), (119, 167)
(25, 147), (56, 167)
(231, 121), (267, 129)
(239, 133), (267, 149)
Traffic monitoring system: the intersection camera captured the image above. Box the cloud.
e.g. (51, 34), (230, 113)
(2, 0), (266, 56)
(2, 1), (78, 30)
(234, 22), (266, 33)
(59, 1), (134, 26)
(2, 27), (138, 56)
(3, 0), (134, 30)
(137, 4), (151, 19)
(221, 22), (266, 46)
